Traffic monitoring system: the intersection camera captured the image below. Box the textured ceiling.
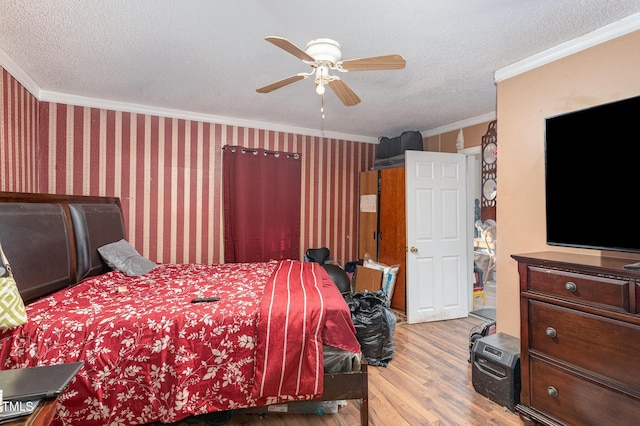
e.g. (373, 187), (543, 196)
(1, 1), (640, 142)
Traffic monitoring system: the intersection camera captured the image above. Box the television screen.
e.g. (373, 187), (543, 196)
(545, 94), (640, 254)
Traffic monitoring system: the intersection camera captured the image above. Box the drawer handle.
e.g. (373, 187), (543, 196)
(547, 386), (558, 398)
(545, 327), (557, 338)
(565, 281), (577, 293)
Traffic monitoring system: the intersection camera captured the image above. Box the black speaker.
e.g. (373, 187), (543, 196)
(471, 332), (521, 411)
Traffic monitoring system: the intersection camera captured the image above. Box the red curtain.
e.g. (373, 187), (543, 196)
(223, 146), (301, 263)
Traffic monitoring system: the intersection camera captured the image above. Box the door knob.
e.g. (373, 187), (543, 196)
(410, 247), (418, 253)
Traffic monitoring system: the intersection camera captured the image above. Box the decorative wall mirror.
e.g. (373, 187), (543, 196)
(481, 120), (497, 221)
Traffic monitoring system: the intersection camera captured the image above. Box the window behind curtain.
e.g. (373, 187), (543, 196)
(223, 146), (301, 263)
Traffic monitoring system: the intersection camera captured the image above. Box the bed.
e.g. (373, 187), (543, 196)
(0, 192), (368, 425)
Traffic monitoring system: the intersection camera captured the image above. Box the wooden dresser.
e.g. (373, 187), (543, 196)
(512, 251), (640, 426)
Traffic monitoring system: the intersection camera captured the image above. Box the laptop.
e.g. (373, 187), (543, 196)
(0, 398), (41, 421)
(0, 362), (83, 402)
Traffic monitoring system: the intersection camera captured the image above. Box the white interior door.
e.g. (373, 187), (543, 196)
(406, 150), (469, 324)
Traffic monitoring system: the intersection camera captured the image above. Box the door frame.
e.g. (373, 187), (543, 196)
(459, 146), (481, 312)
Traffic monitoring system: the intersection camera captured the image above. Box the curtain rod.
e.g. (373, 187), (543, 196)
(222, 145), (300, 159)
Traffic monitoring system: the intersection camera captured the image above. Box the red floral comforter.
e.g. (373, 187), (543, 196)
(0, 260), (359, 425)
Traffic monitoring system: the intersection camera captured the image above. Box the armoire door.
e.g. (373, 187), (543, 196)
(358, 170), (379, 259)
(379, 167), (406, 312)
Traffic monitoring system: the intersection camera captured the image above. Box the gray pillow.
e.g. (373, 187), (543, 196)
(98, 239), (157, 276)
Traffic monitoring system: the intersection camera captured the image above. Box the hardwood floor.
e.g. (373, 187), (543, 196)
(178, 315), (521, 426)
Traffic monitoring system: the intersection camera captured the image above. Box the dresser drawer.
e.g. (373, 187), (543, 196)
(528, 266), (630, 312)
(530, 358), (640, 426)
(529, 300), (640, 393)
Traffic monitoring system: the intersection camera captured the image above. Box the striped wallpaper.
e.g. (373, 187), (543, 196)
(1, 67), (38, 193)
(1, 66), (377, 265)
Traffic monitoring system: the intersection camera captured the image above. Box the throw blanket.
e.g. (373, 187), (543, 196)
(253, 260), (326, 405)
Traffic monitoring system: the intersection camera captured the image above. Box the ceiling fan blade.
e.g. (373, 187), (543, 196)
(265, 36), (316, 62)
(256, 74), (308, 93)
(339, 54), (406, 71)
(328, 78), (361, 106)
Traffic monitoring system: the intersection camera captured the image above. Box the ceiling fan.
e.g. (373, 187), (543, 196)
(256, 36), (406, 107)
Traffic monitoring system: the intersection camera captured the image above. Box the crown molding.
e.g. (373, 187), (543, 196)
(495, 12), (640, 82)
(39, 90), (378, 144)
(0, 47), (40, 96)
(422, 112), (497, 137)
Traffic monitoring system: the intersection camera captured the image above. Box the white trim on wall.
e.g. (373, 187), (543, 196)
(0, 48), (40, 97)
(458, 146), (481, 155)
(495, 12), (640, 82)
(38, 89), (379, 144)
(422, 112), (497, 138)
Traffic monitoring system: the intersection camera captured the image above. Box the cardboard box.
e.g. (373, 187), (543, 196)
(353, 265), (383, 293)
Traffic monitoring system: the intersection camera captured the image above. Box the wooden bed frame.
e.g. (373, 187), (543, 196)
(0, 191), (369, 425)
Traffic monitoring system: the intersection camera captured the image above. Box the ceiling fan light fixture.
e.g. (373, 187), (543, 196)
(314, 65), (330, 96)
(304, 38), (342, 64)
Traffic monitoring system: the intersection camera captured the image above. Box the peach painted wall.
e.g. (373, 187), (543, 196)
(1, 66), (376, 266)
(495, 30), (640, 337)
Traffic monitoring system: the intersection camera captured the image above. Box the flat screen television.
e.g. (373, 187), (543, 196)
(545, 94), (640, 255)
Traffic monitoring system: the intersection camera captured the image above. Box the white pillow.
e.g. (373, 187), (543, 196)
(98, 239), (157, 276)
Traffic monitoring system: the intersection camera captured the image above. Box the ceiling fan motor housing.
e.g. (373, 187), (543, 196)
(305, 38), (342, 64)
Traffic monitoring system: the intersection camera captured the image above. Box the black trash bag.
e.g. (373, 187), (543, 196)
(345, 290), (396, 367)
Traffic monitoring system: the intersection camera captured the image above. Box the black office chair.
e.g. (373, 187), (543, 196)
(304, 247), (331, 264)
(304, 247), (351, 295)
(321, 264), (352, 295)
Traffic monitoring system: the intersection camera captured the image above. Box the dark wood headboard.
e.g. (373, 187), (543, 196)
(0, 192), (126, 303)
